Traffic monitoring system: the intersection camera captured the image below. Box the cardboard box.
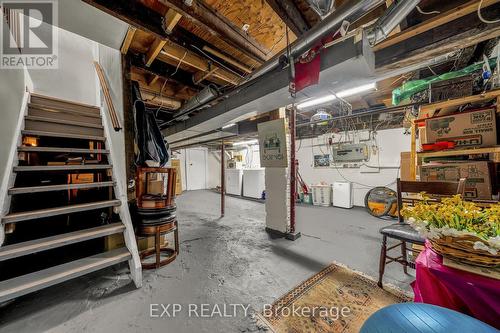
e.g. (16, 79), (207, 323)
(171, 159), (183, 195)
(425, 108), (497, 148)
(420, 161), (493, 200)
(400, 152), (412, 181)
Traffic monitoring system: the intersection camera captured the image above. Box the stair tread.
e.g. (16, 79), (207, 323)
(30, 93), (101, 110)
(9, 181), (115, 195)
(18, 146), (109, 154)
(22, 130), (105, 141)
(0, 223), (125, 261)
(25, 116), (104, 129)
(2, 200), (121, 224)
(0, 248), (130, 303)
(14, 164), (112, 172)
(29, 103), (101, 119)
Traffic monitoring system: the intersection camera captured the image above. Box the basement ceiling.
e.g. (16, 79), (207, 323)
(80, 0), (500, 145)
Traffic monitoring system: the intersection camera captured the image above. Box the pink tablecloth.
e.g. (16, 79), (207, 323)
(412, 241), (500, 329)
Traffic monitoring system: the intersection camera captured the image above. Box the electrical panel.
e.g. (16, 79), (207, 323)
(331, 143), (369, 162)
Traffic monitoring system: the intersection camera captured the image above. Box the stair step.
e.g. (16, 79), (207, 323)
(28, 103), (102, 119)
(22, 130), (105, 141)
(25, 116), (104, 129)
(9, 181), (116, 195)
(18, 146), (109, 154)
(14, 164), (112, 172)
(2, 200), (121, 224)
(30, 94), (101, 115)
(0, 223), (125, 261)
(0, 248), (130, 303)
(29, 105), (102, 125)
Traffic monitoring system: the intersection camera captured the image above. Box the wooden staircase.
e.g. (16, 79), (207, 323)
(0, 93), (142, 303)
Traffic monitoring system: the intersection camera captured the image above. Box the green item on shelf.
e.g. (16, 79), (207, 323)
(392, 57), (498, 106)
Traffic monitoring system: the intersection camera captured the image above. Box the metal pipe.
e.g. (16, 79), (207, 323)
(169, 84), (219, 122)
(296, 103), (419, 128)
(246, 0), (385, 81)
(367, 0), (421, 45)
(220, 140), (225, 218)
(289, 107), (297, 236)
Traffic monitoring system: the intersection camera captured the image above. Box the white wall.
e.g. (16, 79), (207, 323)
(98, 44), (126, 190)
(297, 128), (410, 206)
(28, 24), (98, 106)
(200, 128), (410, 206)
(0, 18), (29, 192)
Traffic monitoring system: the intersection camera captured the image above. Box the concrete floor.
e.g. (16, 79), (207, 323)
(0, 190), (414, 333)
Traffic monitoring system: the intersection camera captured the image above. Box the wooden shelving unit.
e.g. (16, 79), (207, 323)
(409, 88), (500, 180)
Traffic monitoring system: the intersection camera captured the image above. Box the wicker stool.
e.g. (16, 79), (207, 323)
(137, 217), (179, 269)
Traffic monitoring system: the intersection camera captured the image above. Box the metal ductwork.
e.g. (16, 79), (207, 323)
(307, 0), (335, 18)
(246, 0), (385, 82)
(367, 0), (421, 46)
(169, 84), (219, 122)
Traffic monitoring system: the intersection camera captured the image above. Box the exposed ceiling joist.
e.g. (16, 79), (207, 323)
(375, 4), (500, 74)
(158, 0), (271, 62)
(193, 68), (218, 85)
(265, 0), (310, 36)
(163, 8), (182, 33)
(145, 38), (167, 66)
(130, 68), (194, 101)
(158, 42), (241, 85)
(129, 54), (199, 93)
(374, 0), (500, 51)
(202, 45), (253, 74)
(120, 26), (136, 54)
(83, 0), (257, 73)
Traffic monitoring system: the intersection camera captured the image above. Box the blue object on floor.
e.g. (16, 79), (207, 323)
(360, 303), (499, 333)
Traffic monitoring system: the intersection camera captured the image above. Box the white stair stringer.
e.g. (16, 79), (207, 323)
(0, 91), (30, 247)
(98, 101), (142, 288)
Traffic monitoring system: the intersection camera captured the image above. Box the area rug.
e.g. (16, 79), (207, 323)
(256, 263), (411, 333)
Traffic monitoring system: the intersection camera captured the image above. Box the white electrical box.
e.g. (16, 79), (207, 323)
(243, 169), (265, 199)
(332, 181), (353, 208)
(226, 169), (243, 196)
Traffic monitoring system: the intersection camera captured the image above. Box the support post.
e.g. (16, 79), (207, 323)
(286, 106), (301, 241)
(221, 140), (225, 218)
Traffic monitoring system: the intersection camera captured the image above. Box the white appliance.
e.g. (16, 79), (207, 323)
(332, 181), (353, 208)
(311, 185), (332, 207)
(243, 169), (265, 199)
(226, 169), (243, 195)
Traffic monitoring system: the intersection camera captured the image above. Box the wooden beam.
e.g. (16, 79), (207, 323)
(202, 46), (252, 74)
(145, 38), (167, 66)
(83, 0), (262, 67)
(376, 5), (500, 74)
(159, 0), (270, 62)
(159, 41), (240, 85)
(163, 8), (182, 34)
(193, 67), (218, 85)
(265, 0), (309, 36)
(130, 68), (197, 101)
(374, 0), (500, 51)
(120, 26), (136, 54)
(147, 74), (161, 86)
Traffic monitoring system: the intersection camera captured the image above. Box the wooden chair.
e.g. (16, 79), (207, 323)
(377, 178), (466, 288)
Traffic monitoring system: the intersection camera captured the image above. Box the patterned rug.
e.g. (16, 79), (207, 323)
(256, 263), (411, 333)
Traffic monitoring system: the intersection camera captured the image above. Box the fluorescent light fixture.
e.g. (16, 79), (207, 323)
(232, 139), (258, 146)
(222, 123), (236, 129)
(297, 83), (376, 109)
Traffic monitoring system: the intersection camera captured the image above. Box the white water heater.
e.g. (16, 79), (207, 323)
(332, 181), (353, 208)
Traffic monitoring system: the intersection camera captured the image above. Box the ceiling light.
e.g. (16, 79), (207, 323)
(297, 83), (376, 109)
(222, 123), (236, 129)
(232, 139), (258, 146)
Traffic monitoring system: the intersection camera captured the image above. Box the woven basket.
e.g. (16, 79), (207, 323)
(430, 235), (500, 268)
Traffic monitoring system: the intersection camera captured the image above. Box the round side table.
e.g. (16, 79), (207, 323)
(137, 217), (179, 269)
